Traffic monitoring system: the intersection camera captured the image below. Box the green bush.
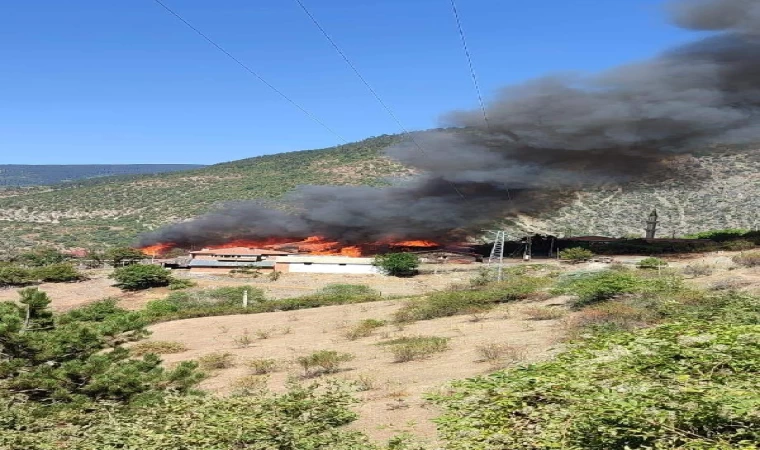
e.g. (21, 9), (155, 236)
(130, 340), (188, 356)
(553, 271), (643, 307)
(381, 336), (450, 362)
(198, 352), (236, 371)
(373, 252), (420, 276)
(559, 247), (594, 263)
(33, 262), (83, 282)
(395, 276), (549, 322)
(344, 318), (386, 340)
(18, 246), (67, 267)
(167, 278), (195, 290)
(636, 257), (668, 269)
(110, 264), (174, 290)
(297, 350), (354, 377)
(0, 264), (34, 287)
(107, 246), (146, 266)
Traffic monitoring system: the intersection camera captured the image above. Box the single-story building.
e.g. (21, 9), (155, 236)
(189, 247), (292, 261)
(187, 259), (275, 274)
(274, 256), (381, 274)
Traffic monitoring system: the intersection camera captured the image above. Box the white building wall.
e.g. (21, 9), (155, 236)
(287, 263), (381, 274)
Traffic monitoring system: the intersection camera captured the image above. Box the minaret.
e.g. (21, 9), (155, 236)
(645, 209), (658, 239)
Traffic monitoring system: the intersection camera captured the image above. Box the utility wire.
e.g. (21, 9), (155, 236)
(292, 0), (464, 198)
(449, 0), (489, 129)
(151, 0), (347, 143)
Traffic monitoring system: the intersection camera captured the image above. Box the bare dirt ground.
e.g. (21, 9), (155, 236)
(147, 294), (570, 445)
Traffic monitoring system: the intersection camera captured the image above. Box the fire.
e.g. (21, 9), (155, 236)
(140, 236), (440, 257)
(141, 243), (173, 257)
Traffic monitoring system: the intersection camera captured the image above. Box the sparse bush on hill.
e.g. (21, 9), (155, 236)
(732, 251), (760, 267)
(559, 247), (594, 263)
(382, 336), (450, 362)
(344, 318), (386, 340)
(636, 256), (668, 269)
(374, 252), (420, 277)
(553, 271), (643, 307)
(110, 264), (174, 290)
(198, 352), (236, 371)
(107, 246), (149, 266)
(682, 263), (714, 277)
(394, 276), (549, 322)
(297, 350), (354, 377)
(17, 246), (67, 267)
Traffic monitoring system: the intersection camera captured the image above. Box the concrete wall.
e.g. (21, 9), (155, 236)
(275, 262), (380, 275)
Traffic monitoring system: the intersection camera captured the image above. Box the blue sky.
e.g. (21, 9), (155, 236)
(0, 0), (696, 165)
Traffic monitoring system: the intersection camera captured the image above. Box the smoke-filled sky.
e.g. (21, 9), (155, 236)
(140, 0), (760, 248)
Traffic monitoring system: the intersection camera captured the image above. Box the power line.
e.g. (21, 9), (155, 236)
(449, 0), (489, 129)
(292, 0), (464, 198)
(150, 0), (347, 143)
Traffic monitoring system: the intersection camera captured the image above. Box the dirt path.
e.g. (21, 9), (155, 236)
(146, 295), (569, 444)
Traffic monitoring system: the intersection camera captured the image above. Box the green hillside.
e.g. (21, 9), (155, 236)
(0, 135), (411, 250)
(0, 164), (205, 187)
(0, 133), (759, 251)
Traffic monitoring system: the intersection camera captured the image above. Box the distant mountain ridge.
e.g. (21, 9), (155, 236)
(0, 164), (206, 187)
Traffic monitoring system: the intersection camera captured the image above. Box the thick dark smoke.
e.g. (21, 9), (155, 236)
(139, 0), (760, 248)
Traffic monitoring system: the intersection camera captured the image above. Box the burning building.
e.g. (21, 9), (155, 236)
(138, 0), (760, 254)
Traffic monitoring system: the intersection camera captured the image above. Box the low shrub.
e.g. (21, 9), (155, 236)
(732, 251), (760, 267)
(682, 263), (714, 277)
(233, 330), (254, 347)
(33, 263), (83, 282)
(373, 252), (420, 277)
(382, 336), (450, 362)
(198, 352), (236, 371)
(297, 350), (354, 377)
(636, 257), (668, 270)
(710, 277), (750, 291)
(521, 305), (566, 320)
(110, 264), (174, 291)
(721, 239), (755, 251)
(130, 340), (188, 356)
(168, 278), (195, 290)
(559, 247), (594, 263)
(395, 276), (549, 322)
(564, 300), (658, 335)
(248, 358), (278, 375)
(0, 264), (34, 286)
(475, 342), (527, 366)
(553, 271), (644, 307)
(344, 318), (386, 340)
(232, 375), (269, 394)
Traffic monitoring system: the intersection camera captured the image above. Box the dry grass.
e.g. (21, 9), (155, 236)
(130, 340), (187, 356)
(296, 350), (354, 377)
(563, 300), (653, 336)
(682, 264), (714, 278)
(382, 336), (450, 363)
(232, 330), (254, 348)
(232, 375), (269, 394)
(521, 305), (566, 321)
(732, 252), (760, 267)
(247, 358), (279, 375)
(343, 318), (386, 341)
(198, 352), (236, 371)
(475, 342), (527, 367)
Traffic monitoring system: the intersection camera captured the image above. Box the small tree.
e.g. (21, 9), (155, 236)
(18, 247), (67, 267)
(107, 247), (146, 267)
(110, 264), (173, 291)
(373, 252), (420, 277)
(33, 263), (83, 282)
(559, 247), (594, 264)
(637, 257), (668, 270)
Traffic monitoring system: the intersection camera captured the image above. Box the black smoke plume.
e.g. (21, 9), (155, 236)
(139, 0), (760, 249)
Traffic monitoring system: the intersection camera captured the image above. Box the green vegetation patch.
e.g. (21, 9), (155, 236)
(431, 294), (760, 450)
(395, 276), (549, 322)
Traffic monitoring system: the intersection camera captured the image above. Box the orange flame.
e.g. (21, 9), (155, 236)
(141, 235), (440, 257)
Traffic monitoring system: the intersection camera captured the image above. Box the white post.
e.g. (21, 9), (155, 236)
(243, 290), (248, 308)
